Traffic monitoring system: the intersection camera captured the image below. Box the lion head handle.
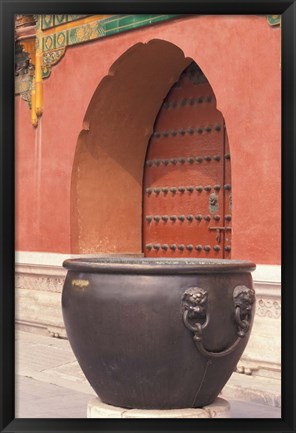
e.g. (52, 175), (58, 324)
(182, 287), (208, 321)
(233, 286), (256, 337)
(233, 286), (255, 318)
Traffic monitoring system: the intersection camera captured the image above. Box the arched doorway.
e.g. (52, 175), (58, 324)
(70, 40), (192, 254)
(143, 62), (232, 258)
(70, 40), (232, 257)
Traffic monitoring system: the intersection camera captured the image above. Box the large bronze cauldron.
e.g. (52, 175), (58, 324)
(62, 258), (256, 409)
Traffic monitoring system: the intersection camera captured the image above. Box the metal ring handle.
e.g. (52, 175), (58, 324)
(183, 309), (209, 334)
(182, 285), (255, 359)
(193, 333), (242, 358)
(183, 308), (241, 358)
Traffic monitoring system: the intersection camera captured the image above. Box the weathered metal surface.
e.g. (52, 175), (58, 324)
(143, 62), (232, 258)
(62, 257), (255, 409)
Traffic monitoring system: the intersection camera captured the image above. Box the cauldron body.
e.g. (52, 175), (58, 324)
(62, 258), (255, 409)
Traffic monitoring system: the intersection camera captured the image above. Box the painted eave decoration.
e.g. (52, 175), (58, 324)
(15, 14), (280, 127)
(267, 15), (281, 26)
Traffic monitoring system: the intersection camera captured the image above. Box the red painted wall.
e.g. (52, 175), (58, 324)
(15, 15), (280, 264)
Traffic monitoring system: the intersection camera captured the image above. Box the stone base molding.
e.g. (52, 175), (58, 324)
(237, 264), (281, 379)
(87, 397), (230, 418)
(15, 252), (281, 377)
(15, 262), (68, 338)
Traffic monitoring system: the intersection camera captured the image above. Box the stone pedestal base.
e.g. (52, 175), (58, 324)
(87, 397), (230, 418)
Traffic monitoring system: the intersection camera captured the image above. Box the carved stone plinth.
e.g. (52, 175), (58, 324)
(87, 397), (230, 418)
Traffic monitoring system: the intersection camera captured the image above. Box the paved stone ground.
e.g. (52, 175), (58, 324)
(15, 330), (281, 419)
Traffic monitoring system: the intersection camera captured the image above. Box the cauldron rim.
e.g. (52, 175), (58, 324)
(63, 257), (256, 274)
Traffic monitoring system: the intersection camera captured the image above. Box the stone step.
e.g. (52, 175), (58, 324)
(221, 371), (281, 407)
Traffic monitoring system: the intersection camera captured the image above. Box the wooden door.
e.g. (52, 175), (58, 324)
(143, 62), (231, 258)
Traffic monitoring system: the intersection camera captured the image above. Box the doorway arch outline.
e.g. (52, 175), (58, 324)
(70, 39), (231, 255)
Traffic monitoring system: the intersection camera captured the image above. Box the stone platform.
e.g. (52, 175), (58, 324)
(87, 397), (230, 418)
